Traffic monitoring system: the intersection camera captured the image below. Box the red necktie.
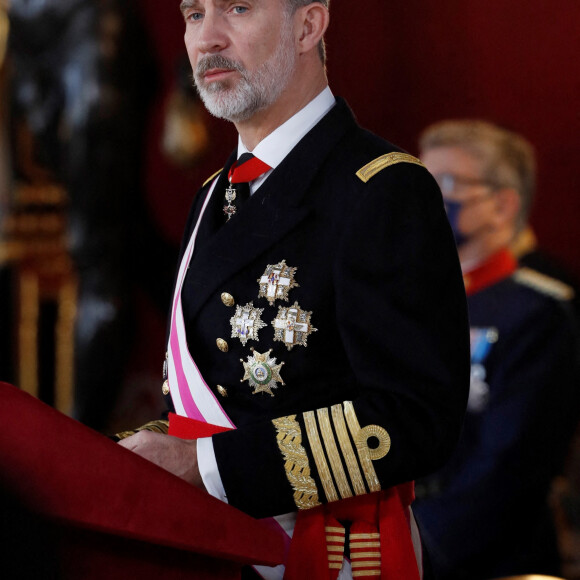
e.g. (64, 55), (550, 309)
(223, 153), (271, 221)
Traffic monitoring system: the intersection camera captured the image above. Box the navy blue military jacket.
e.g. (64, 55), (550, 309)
(164, 98), (471, 519)
(414, 267), (580, 579)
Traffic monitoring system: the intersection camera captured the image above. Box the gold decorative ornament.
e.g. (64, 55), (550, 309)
(216, 338), (229, 352)
(162, 380), (170, 395)
(217, 385), (228, 398)
(271, 301), (317, 350)
(221, 292), (235, 307)
(343, 401), (391, 493)
(257, 259), (299, 305)
(272, 414), (321, 510)
(356, 424), (391, 461)
(325, 525), (346, 571)
(230, 302), (266, 346)
(241, 348), (285, 396)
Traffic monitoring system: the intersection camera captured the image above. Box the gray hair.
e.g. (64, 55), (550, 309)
(282, 0), (329, 62)
(420, 119), (536, 232)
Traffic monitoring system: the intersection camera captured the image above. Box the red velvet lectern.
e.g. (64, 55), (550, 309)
(0, 382), (286, 579)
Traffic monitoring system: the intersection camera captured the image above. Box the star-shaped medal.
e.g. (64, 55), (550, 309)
(241, 348), (285, 396)
(230, 302), (266, 346)
(271, 301), (317, 350)
(257, 259), (299, 305)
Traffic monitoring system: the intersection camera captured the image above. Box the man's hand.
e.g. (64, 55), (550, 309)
(118, 431), (205, 490)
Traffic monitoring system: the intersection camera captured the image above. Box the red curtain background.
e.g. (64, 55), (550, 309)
(138, 0), (579, 283)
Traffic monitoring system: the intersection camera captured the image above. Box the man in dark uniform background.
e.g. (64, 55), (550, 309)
(118, 1), (470, 577)
(414, 119), (579, 579)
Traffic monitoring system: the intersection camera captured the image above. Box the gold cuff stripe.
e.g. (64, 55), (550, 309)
(326, 535), (345, 543)
(353, 571), (381, 577)
(356, 152), (425, 183)
(331, 404), (367, 496)
(325, 526), (345, 533)
(351, 541), (381, 548)
(304, 411), (339, 503)
(351, 552), (380, 558)
(327, 545), (345, 552)
(202, 168), (223, 187)
(115, 419), (170, 440)
(350, 533), (380, 540)
(272, 415), (321, 510)
(352, 561), (381, 568)
(328, 554), (344, 562)
(317, 408), (353, 499)
(329, 563), (343, 570)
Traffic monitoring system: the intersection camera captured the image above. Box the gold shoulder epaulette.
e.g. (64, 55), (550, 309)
(513, 267), (575, 301)
(202, 168), (223, 187)
(356, 152), (425, 183)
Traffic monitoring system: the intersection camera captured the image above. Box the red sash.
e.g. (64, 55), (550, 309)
(169, 414), (421, 580)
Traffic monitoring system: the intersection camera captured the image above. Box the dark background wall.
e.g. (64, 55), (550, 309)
(138, 0), (580, 283)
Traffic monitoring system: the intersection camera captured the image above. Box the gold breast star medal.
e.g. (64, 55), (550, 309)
(257, 259), (299, 305)
(230, 302), (266, 346)
(241, 348), (285, 396)
(272, 301), (317, 350)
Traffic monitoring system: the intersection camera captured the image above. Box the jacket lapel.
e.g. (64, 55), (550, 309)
(183, 98), (357, 321)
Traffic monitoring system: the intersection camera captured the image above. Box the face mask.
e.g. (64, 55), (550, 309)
(444, 200), (468, 246)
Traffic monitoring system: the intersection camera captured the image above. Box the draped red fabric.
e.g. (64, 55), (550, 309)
(0, 383), (285, 579)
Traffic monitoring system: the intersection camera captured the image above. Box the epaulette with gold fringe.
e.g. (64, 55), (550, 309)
(115, 419), (170, 441)
(356, 152), (425, 183)
(513, 267), (575, 301)
(202, 168), (222, 187)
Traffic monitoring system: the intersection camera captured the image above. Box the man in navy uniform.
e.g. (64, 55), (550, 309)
(118, 1), (470, 577)
(413, 119), (579, 579)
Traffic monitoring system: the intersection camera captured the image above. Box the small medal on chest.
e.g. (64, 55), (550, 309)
(223, 183), (238, 221)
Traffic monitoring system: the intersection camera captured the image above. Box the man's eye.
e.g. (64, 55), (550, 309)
(187, 11), (204, 21)
(232, 6), (248, 14)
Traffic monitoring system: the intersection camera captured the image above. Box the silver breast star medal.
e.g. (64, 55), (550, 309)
(223, 183), (238, 221)
(272, 301), (317, 350)
(257, 259), (299, 305)
(241, 348), (285, 396)
(230, 302), (266, 346)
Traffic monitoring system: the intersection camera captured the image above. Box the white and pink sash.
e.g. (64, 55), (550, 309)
(165, 177), (292, 580)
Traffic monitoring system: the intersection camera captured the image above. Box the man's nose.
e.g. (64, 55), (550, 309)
(196, 12), (228, 54)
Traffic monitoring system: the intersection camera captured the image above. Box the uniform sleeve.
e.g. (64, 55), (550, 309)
(413, 297), (580, 575)
(211, 161), (471, 519)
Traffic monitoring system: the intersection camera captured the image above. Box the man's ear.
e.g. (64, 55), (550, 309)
(492, 187), (521, 227)
(294, 2), (329, 55)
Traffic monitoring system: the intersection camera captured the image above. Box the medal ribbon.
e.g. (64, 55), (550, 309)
(223, 153), (272, 221)
(228, 152), (272, 183)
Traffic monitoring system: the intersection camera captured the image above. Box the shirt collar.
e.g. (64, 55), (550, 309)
(237, 86), (336, 169)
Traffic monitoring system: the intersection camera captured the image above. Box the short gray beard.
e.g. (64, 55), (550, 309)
(193, 20), (296, 123)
